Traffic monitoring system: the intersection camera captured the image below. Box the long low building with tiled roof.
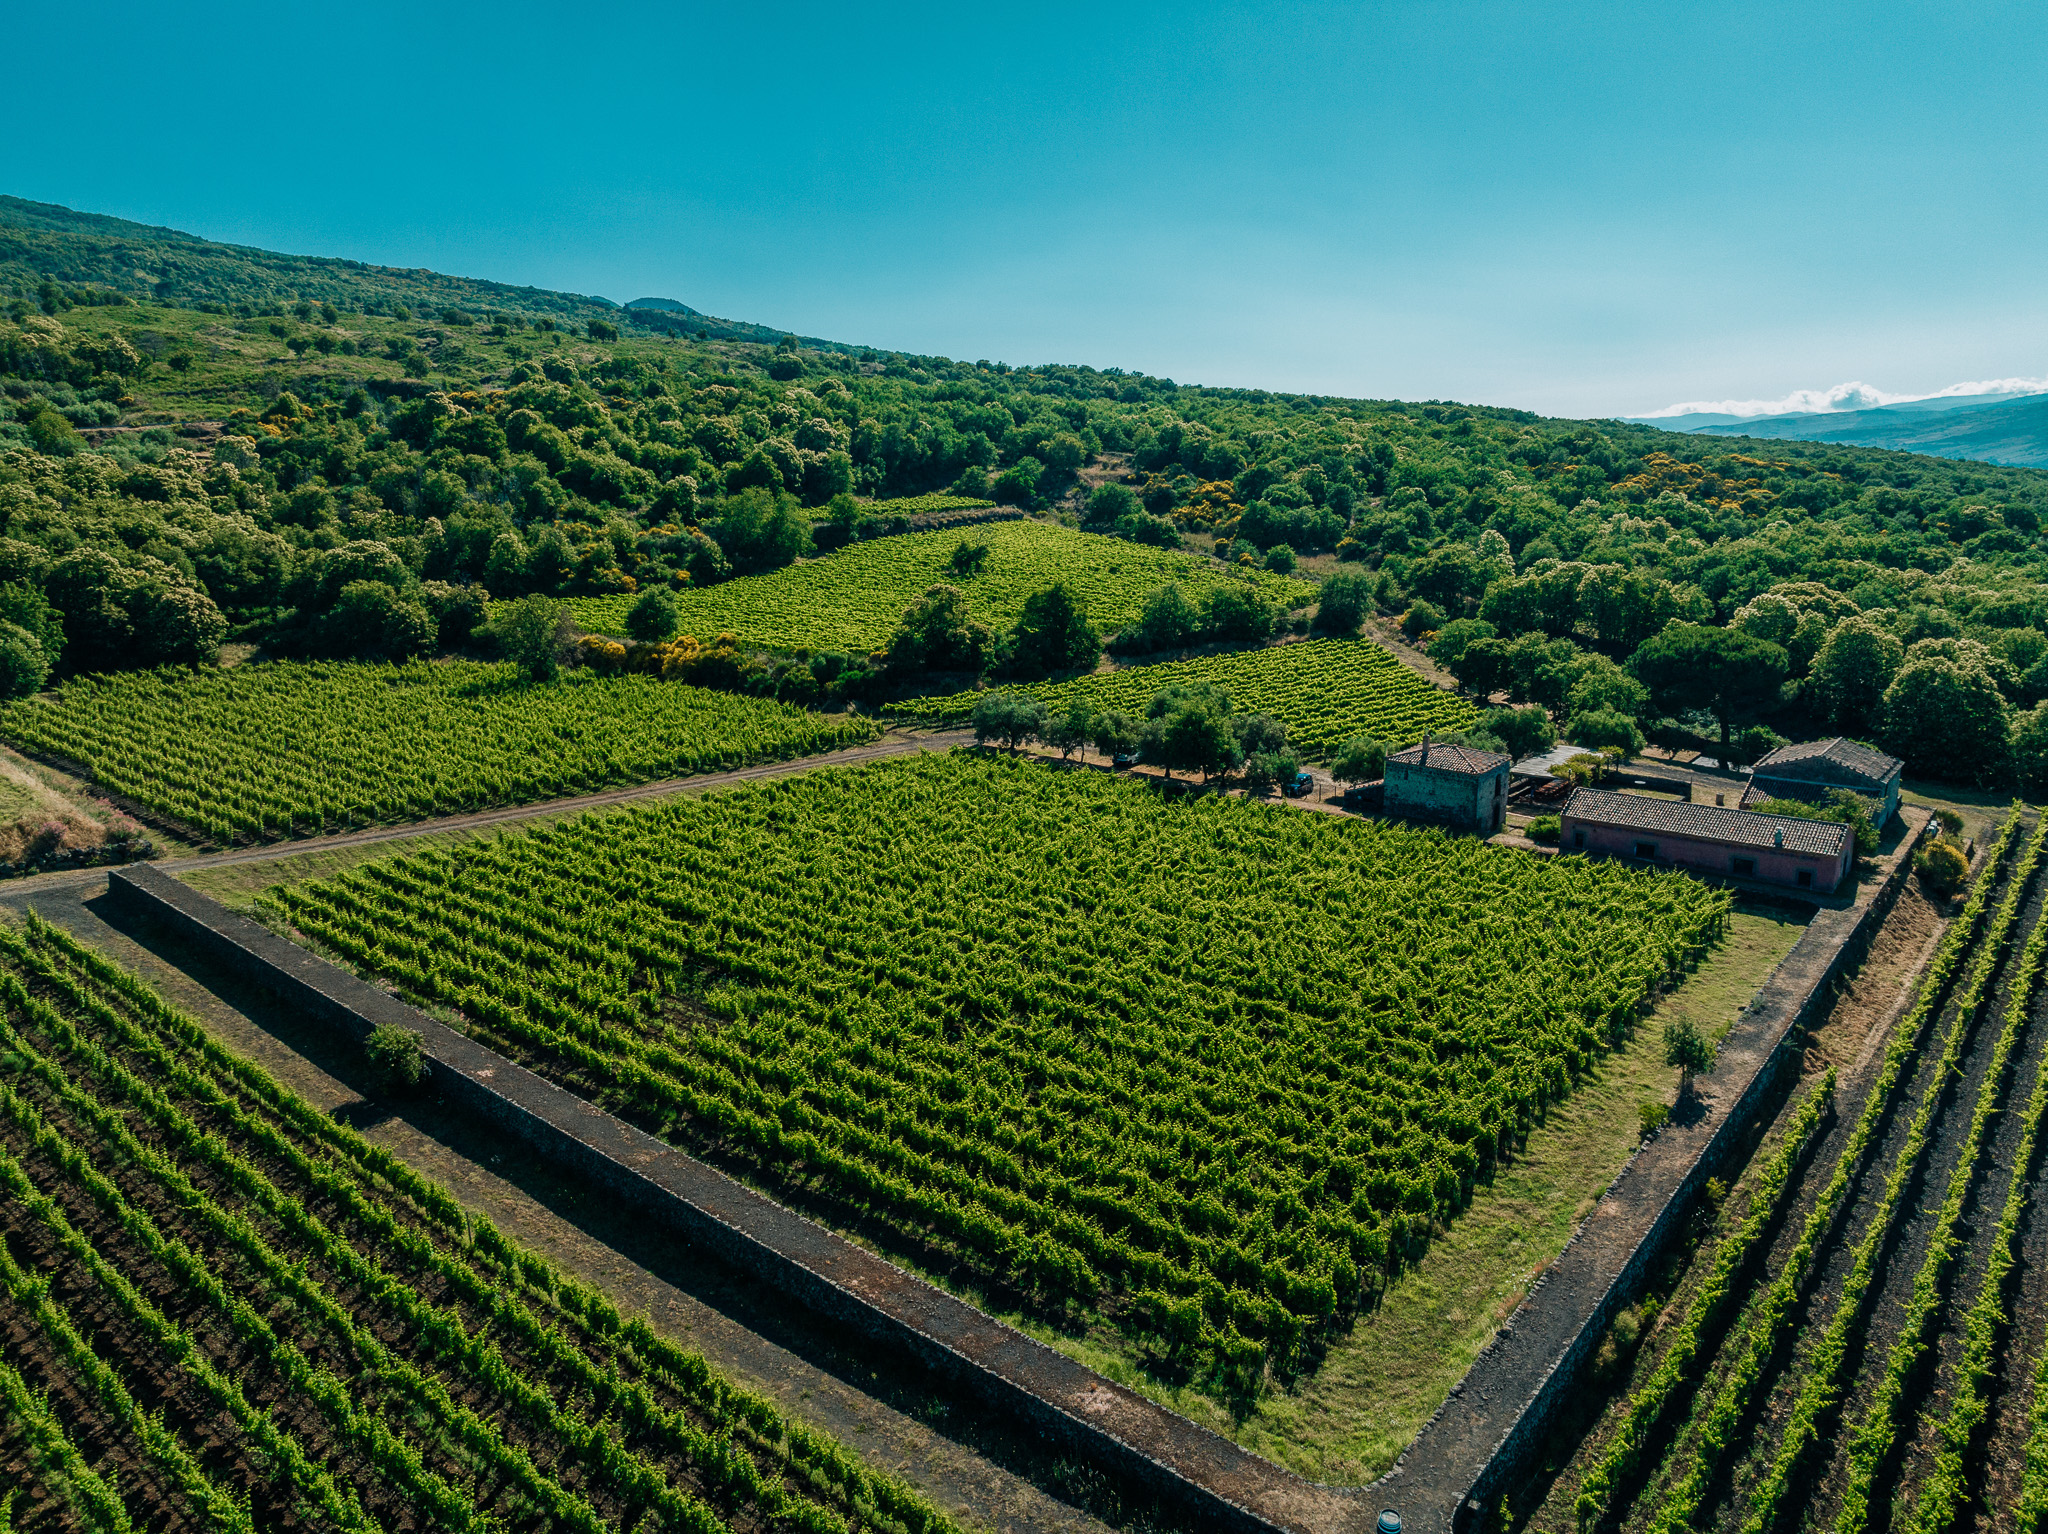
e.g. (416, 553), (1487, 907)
(1749, 736), (1903, 823)
(1559, 785), (1854, 893)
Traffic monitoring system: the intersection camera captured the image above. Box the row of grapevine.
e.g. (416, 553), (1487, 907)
(0, 659), (878, 844)
(1739, 810), (2048, 1534)
(580, 520), (1312, 653)
(0, 910), (957, 1534)
(1562, 806), (2048, 1534)
(268, 751), (1729, 1393)
(1573, 1072), (1836, 1530)
(888, 637), (1477, 755)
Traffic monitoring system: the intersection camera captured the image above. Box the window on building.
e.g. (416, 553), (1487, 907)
(1573, 829), (1585, 848)
(1635, 841), (1657, 859)
(1797, 868), (1814, 888)
(1733, 857), (1755, 876)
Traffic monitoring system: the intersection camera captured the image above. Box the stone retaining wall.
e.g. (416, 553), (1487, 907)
(1368, 812), (1935, 1532)
(106, 864), (1363, 1534)
(106, 809), (1931, 1534)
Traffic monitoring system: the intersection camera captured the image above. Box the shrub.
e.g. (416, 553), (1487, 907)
(1526, 814), (1561, 843)
(625, 586), (681, 643)
(1639, 1101), (1671, 1137)
(1916, 838), (1970, 896)
(1401, 601), (1445, 639)
(1265, 543), (1298, 574)
(365, 1024), (427, 1092)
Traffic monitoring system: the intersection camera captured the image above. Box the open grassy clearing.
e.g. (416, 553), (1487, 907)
(264, 751), (1728, 1415)
(0, 659), (877, 844)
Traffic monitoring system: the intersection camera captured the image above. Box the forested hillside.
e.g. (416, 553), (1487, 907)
(5, 195), (2048, 786)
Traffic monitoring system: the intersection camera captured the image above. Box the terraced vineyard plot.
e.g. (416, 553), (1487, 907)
(1552, 807), (2048, 1534)
(0, 659), (878, 844)
(0, 910), (952, 1534)
(888, 638), (1477, 755)
(645, 521), (1312, 652)
(269, 752), (1728, 1396)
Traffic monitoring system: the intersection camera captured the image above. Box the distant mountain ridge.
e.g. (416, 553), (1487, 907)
(1627, 387), (2048, 467)
(0, 195), (858, 353)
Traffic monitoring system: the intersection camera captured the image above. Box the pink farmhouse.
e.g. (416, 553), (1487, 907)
(1559, 785), (1853, 894)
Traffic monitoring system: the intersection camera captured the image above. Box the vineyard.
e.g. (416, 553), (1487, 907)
(624, 521), (1311, 653)
(1547, 806), (2048, 1534)
(887, 638), (1478, 755)
(0, 909), (952, 1534)
(266, 751), (1728, 1397)
(0, 660), (877, 844)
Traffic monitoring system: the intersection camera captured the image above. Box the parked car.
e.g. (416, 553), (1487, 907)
(1283, 772), (1315, 797)
(1111, 751), (1137, 769)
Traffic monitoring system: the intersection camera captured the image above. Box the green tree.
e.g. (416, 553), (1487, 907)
(1043, 702), (1096, 763)
(1451, 636), (1511, 700)
(1331, 736), (1388, 786)
(1264, 543), (1298, 575)
(494, 594), (572, 681)
(1091, 708), (1142, 761)
(949, 539), (991, 577)
(1565, 652), (1650, 720)
(0, 622), (48, 699)
(1578, 566), (1675, 651)
(1664, 1017), (1715, 1099)
(1400, 601), (1445, 639)
(1407, 542), (1487, 615)
(709, 487), (812, 575)
(0, 583), (64, 673)
(1568, 708), (1647, 757)
(1005, 583), (1100, 679)
(1232, 712), (1289, 758)
(1129, 584), (1202, 652)
(625, 587), (681, 643)
(1478, 705), (1554, 760)
(2017, 703), (2048, 800)
(420, 581), (489, 649)
(1630, 623), (1789, 764)
(1201, 585), (1277, 644)
(25, 408), (81, 457)
(1882, 656), (2012, 785)
(1427, 618), (1497, 679)
(1086, 483), (1140, 524)
(1142, 683), (1241, 782)
(1312, 570), (1372, 636)
(326, 581), (435, 661)
(886, 585), (992, 676)
(972, 691), (1046, 750)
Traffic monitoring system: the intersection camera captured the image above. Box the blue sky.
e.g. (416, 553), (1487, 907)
(7, 2), (2045, 417)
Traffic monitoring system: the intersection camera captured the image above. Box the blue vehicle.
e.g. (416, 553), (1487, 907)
(1283, 771), (1315, 797)
(1111, 751), (1138, 769)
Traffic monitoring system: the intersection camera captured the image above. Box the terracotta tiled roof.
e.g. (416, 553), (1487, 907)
(1751, 737), (1902, 790)
(1562, 786), (1851, 857)
(1388, 741), (1509, 776)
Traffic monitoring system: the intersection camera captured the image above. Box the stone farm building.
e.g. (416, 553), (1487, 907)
(1747, 737), (1904, 824)
(1384, 739), (1511, 833)
(1560, 786), (1854, 894)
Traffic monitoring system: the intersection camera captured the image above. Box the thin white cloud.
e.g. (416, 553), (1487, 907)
(1637, 375), (2048, 419)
